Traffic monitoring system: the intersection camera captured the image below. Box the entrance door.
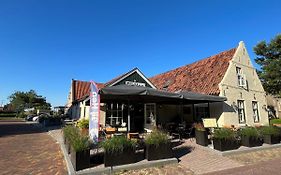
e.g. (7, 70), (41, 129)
(144, 103), (156, 130)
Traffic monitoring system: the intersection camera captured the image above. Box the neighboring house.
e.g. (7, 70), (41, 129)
(150, 41), (269, 127)
(266, 95), (281, 119)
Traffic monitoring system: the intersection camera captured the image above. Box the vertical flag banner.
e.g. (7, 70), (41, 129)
(89, 81), (100, 143)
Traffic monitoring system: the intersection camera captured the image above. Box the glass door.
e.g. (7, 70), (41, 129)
(144, 103), (156, 130)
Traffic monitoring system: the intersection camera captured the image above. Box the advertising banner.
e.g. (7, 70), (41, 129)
(89, 81), (100, 143)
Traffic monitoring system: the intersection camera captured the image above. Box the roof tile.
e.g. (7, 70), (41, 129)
(149, 48), (237, 95)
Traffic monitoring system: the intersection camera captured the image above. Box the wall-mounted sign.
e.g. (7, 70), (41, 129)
(89, 81), (100, 143)
(125, 80), (146, 87)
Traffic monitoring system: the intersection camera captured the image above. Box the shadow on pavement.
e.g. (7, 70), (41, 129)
(0, 120), (46, 137)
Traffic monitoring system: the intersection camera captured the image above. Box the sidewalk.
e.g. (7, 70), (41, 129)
(0, 120), (67, 175)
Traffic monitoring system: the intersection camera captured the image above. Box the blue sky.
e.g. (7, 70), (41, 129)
(0, 0), (280, 107)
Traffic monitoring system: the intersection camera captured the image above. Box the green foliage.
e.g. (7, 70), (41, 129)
(16, 112), (27, 118)
(145, 130), (169, 146)
(254, 34), (281, 97)
(8, 90), (51, 112)
(77, 119), (89, 129)
(213, 128), (237, 140)
(100, 136), (136, 154)
(193, 123), (206, 131)
(0, 113), (16, 117)
(270, 119), (281, 125)
(239, 127), (259, 138)
(259, 126), (281, 136)
(63, 126), (90, 152)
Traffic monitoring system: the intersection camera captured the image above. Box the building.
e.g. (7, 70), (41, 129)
(150, 41), (269, 127)
(266, 95), (281, 118)
(66, 41), (269, 130)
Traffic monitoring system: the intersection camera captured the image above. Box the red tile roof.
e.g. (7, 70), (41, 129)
(73, 80), (104, 101)
(149, 48), (237, 95)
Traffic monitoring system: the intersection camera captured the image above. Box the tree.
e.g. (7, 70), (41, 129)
(254, 34), (281, 97)
(8, 90), (51, 112)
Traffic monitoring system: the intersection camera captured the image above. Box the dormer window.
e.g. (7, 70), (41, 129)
(236, 67), (246, 87)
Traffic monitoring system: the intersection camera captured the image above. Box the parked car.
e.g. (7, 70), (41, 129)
(25, 115), (35, 121)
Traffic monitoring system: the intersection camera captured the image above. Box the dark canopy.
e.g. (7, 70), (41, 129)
(99, 85), (226, 104)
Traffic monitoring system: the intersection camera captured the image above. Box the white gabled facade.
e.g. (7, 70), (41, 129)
(218, 41), (269, 127)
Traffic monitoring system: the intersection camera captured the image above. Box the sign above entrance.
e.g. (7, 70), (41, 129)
(125, 80), (146, 87)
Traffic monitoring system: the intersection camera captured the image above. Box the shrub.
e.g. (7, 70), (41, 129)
(63, 126), (90, 152)
(193, 122), (206, 131)
(270, 119), (281, 125)
(259, 126), (281, 137)
(16, 112), (27, 118)
(100, 136), (136, 154)
(213, 128), (237, 140)
(239, 127), (259, 138)
(145, 130), (169, 147)
(77, 119), (89, 129)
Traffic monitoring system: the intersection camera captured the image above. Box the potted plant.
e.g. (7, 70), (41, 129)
(144, 130), (173, 161)
(212, 128), (240, 151)
(101, 136), (136, 167)
(239, 127), (262, 147)
(68, 126), (91, 171)
(77, 119), (89, 135)
(194, 123), (209, 146)
(259, 126), (280, 144)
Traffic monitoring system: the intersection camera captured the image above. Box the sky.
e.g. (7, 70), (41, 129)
(0, 0), (280, 107)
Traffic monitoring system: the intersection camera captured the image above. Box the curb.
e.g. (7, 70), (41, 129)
(77, 158), (178, 175)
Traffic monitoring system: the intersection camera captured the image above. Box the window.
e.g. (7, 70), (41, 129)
(237, 100), (246, 123)
(236, 67), (246, 87)
(194, 103), (209, 121)
(106, 103), (124, 126)
(144, 103), (156, 125)
(252, 101), (259, 123)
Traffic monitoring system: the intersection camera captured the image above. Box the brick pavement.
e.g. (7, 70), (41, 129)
(226, 147), (281, 165)
(174, 139), (242, 174)
(0, 120), (67, 175)
(204, 157), (281, 175)
(116, 163), (194, 175)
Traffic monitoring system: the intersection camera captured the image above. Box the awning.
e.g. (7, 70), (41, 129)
(99, 85), (226, 104)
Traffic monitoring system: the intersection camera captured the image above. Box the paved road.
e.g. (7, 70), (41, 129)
(0, 120), (67, 175)
(204, 157), (281, 175)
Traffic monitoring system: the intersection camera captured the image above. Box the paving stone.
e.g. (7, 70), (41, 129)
(0, 120), (67, 175)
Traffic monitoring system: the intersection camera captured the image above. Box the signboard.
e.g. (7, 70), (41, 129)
(89, 81), (100, 143)
(125, 80), (146, 87)
(202, 118), (217, 128)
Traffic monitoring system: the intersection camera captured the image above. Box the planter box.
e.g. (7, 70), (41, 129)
(195, 130), (209, 146)
(213, 138), (240, 151)
(146, 143), (173, 161)
(263, 135), (280, 144)
(104, 148), (136, 167)
(241, 136), (263, 147)
(70, 148), (90, 171)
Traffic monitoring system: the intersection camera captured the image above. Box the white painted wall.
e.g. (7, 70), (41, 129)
(218, 42), (269, 127)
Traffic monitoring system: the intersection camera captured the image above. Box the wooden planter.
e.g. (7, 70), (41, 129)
(70, 148), (90, 171)
(146, 143), (173, 161)
(195, 130), (209, 146)
(241, 136), (263, 147)
(213, 138), (240, 151)
(263, 135), (280, 144)
(104, 148), (136, 167)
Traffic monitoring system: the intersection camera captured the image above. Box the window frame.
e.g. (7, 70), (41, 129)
(237, 100), (246, 124)
(252, 101), (260, 123)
